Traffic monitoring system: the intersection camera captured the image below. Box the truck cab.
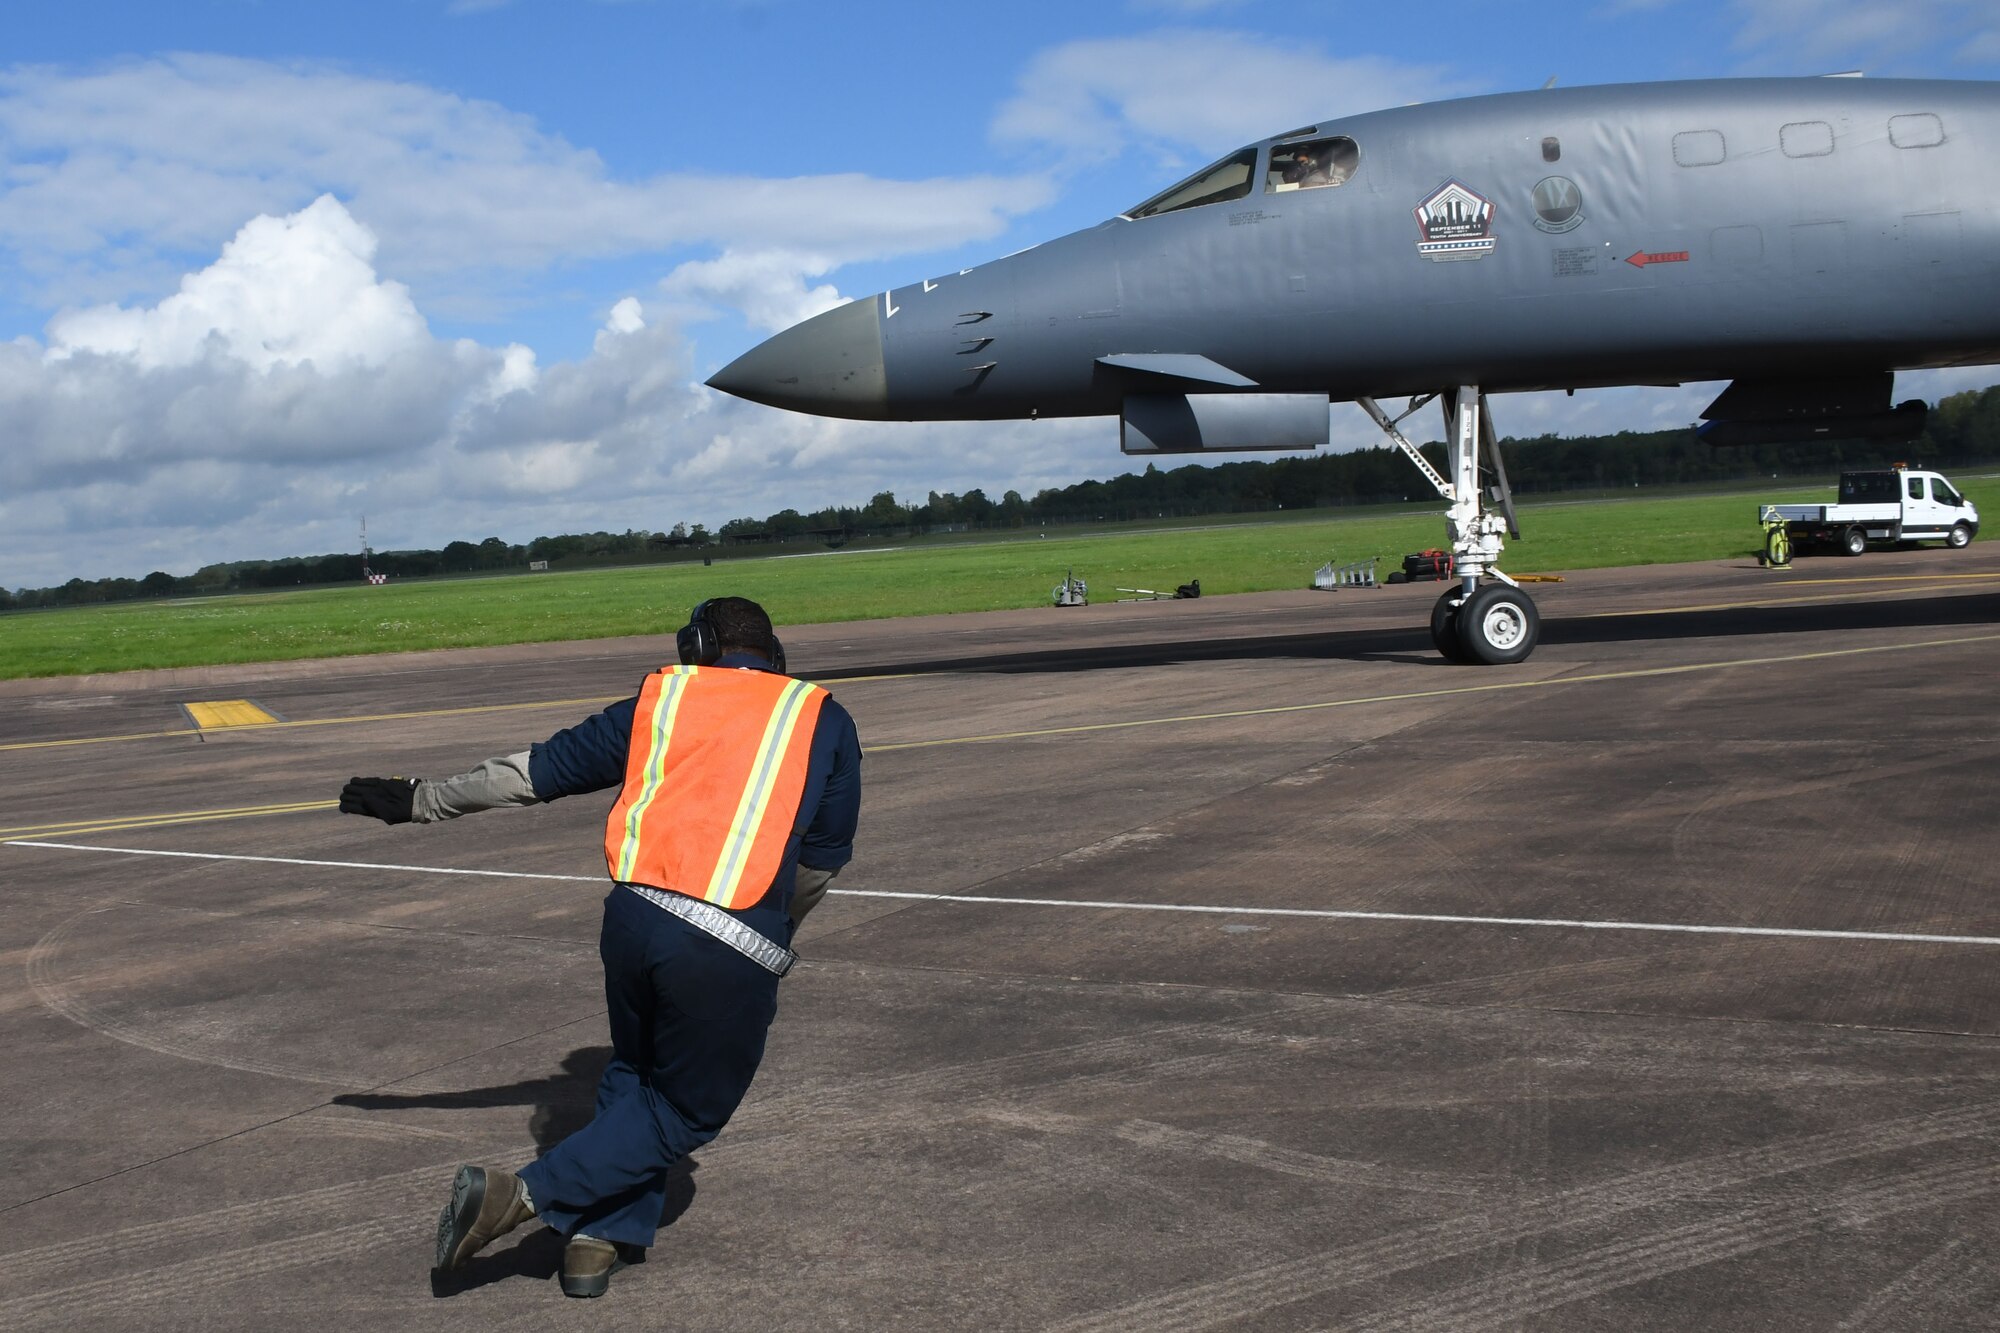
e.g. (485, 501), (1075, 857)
(1765, 467), (1979, 556)
(1877, 469), (1973, 542)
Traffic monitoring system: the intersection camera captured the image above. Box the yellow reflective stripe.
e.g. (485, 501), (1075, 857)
(614, 668), (695, 883)
(705, 678), (817, 904)
(703, 679), (814, 904)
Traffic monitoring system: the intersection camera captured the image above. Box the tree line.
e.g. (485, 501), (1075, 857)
(11, 382), (2000, 612)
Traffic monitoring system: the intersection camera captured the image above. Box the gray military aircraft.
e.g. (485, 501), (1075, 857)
(708, 77), (2000, 664)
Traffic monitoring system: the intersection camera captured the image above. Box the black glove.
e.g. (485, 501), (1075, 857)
(340, 776), (420, 824)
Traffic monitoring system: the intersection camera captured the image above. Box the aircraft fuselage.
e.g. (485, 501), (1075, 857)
(711, 78), (2000, 422)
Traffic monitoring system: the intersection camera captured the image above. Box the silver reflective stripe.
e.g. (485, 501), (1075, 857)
(620, 883), (797, 977)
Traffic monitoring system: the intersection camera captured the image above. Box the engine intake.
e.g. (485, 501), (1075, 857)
(1121, 393), (1329, 454)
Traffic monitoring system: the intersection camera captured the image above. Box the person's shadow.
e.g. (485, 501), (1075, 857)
(335, 1046), (612, 1151)
(331, 1046), (698, 1295)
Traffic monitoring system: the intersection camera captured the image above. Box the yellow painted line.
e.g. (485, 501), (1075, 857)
(184, 700), (281, 729)
(0, 800), (337, 838)
(0, 694), (625, 753)
(7, 803), (340, 839)
(9, 637), (1996, 843)
(1580, 579), (1995, 619)
(0, 673), (917, 754)
(1731, 571), (2000, 587)
(865, 632), (2000, 754)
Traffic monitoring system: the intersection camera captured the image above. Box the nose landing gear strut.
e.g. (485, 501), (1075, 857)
(1359, 385), (1540, 665)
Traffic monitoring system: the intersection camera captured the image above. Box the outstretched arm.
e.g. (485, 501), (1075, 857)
(338, 752), (539, 825)
(340, 696), (638, 826)
(414, 752), (540, 822)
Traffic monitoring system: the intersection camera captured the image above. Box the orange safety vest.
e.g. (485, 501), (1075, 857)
(603, 666), (829, 910)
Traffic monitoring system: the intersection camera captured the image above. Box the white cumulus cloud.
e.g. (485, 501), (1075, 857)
(0, 54), (1105, 587)
(47, 195), (429, 372)
(0, 192), (1115, 589)
(661, 251), (847, 334)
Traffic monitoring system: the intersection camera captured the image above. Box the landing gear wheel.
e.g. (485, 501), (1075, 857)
(1430, 589), (1473, 663)
(1455, 584), (1540, 666)
(1841, 525), (1867, 557)
(1948, 522), (1973, 549)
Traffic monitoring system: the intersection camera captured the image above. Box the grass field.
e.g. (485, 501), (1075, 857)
(7, 477), (1994, 679)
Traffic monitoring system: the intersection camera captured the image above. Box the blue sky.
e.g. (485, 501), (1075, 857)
(4, 0), (1998, 587)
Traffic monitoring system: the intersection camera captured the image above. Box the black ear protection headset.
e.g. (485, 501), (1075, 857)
(674, 599), (722, 667)
(676, 600), (786, 674)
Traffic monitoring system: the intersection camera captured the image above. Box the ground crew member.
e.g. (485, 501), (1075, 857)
(338, 596), (861, 1298)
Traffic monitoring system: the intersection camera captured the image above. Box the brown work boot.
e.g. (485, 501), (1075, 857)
(433, 1165), (535, 1271)
(560, 1235), (632, 1298)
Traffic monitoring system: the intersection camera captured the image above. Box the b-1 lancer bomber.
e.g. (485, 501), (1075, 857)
(709, 77), (2000, 664)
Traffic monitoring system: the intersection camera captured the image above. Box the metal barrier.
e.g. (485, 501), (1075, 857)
(1313, 557), (1380, 590)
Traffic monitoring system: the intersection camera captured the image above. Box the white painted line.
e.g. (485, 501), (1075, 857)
(10, 841), (2000, 948)
(841, 889), (2000, 947)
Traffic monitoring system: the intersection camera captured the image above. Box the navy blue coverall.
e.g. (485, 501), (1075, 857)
(516, 652), (861, 1248)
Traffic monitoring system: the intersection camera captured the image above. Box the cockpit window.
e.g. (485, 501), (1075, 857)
(1266, 135), (1359, 192)
(1128, 148), (1258, 218)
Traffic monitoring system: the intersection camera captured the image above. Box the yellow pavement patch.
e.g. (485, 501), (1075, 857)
(183, 700), (281, 729)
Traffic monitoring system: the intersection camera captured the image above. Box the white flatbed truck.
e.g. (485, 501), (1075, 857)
(1760, 468), (1980, 559)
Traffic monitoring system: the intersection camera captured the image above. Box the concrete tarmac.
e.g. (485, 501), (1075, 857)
(3, 547), (1999, 1330)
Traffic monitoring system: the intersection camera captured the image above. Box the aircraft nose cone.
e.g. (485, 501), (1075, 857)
(705, 296), (888, 419)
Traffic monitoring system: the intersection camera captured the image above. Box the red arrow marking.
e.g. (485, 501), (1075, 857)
(1627, 250), (1691, 268)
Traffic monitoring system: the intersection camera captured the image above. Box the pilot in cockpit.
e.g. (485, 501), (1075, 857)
(1274, 138), (1358, 192)
(1282, 146), (1328, 188)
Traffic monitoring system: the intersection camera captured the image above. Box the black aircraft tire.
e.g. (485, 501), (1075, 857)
(1430, 590), (1474, 663)
(1948, 522), (1973, 549)
(1455, 584), (1540, 666)
(1841, 525), (1867, 557)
